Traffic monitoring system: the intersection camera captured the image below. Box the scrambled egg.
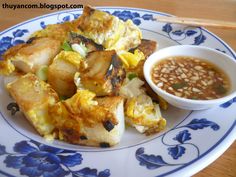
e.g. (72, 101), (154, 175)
(125, 94), (166, 135)
(120, 77), (166, 134)
(49, 89), (124, 146)
(0, 60), (15, 75)
(118, 49), (145, 69)
(31, 22), (77, 43)
(52, 50), (83, 68)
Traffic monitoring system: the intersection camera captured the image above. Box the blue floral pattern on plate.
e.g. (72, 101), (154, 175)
(40, 13), (81, 29)
(0, 29), (28, 59)
(136, 118), (220, 169)
(162, 23), (206, 45)
(0, 140), (110, 177)
(0, 8), (235, 177)
(220, 97), (236, 108)
(111, 10), (154, 25)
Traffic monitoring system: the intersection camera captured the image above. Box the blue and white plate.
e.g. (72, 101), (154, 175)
(0, 7), (235, 177)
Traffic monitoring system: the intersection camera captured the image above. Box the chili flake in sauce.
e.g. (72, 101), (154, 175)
(151, 56), (230, 100)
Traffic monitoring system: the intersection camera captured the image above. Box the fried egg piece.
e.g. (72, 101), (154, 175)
(125, 94), (166, 135)
(120, 77), (166, 134)
(31, 22), (77, 43)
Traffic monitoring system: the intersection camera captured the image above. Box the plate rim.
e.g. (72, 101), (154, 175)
(0, 6), (235, 58)
(0, 6), (235, 177)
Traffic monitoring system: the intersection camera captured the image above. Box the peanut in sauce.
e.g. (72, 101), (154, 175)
(151, 56), (231, 100)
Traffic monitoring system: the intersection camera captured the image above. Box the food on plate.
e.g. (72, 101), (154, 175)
(119, 77), (145, 98)
(130, 39), (158, 59)
(31, 22), (77, 43)
(3, 71), (23, 87)
(118, 49), (145, 69)
(128, 39), (157, 79)
(79, 50), (126, 96)
(144, 82), (168, 110)
(74, 6), (142, 51)
(69, 33), (104, 53)
(152, 56), (231, 100)
(1, 5), (167, 147)
(120, 77), (166, 134)
(48, 51), (83, 97)
(49, 90), (124, 147)
(7, 73), (59, 136)
(125, 94), (166, 135)
(0, 37), (61, 75)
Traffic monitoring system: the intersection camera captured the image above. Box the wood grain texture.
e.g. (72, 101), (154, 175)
(155, 16), (236, 29)
(0, 0), (235, 176)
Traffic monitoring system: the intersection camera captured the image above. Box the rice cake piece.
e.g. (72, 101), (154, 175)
(79, 50), (126, 96)
(47, 51), (83, 97)
(7, 73), (59, 136)
(50, 90), (125, 147)
(0, 37), (61, 75)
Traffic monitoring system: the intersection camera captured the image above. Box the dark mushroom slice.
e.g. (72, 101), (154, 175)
(69, 33), (104, 52)
(103, 120), (115, 132)
(100, 142), (110, 148)
(26, 37), (37, 44)
(79, 135), (88, 140)
(7, 102), (20, 115)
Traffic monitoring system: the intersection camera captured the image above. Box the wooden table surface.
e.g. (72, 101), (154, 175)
(0, 0), (235, 176)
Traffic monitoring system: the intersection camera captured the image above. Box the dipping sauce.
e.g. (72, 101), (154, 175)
(151, 56), (231, 100)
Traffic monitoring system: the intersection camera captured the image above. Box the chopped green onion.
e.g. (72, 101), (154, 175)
(171, 82), (188, 90)
(71, 42), (88, 58)
(128, 73), (137, 80)
(214, 84), (227, 94)
(59, 95), (69, 100)
(79, 42), (88, 53)
(36, 65), (48, 81)
(190, 96), (198, 100)
(61, 41), (73, 51)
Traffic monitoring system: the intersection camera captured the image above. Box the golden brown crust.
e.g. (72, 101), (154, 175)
(7, 73), (59, 111)
(72, 5), (142, 51)
(133, 39), (157, 58)
(96, 96), (124, 111)
(128, 39), (157, 79)
(75, 5), (113, 34)
(1, 37), (61, 74)
(80, 50), (126, 96)
(2, 43), (26, 60)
